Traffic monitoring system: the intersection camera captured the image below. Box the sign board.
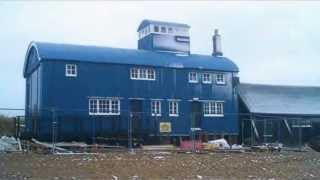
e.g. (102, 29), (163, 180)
(159, 122), (172, 133)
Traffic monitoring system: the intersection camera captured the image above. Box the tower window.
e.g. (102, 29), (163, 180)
(154, 26), (159, 32)
(161, 26), (167, 33)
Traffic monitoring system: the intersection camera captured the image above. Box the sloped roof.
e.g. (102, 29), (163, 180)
(137, 19), (190, 31)
(23, 42), (238, 77)
(239, 83), (320, 116)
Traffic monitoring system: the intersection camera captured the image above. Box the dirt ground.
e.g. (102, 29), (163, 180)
(1, 150), (320, 180)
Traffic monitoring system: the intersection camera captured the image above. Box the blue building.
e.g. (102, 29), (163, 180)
(23, 20), (240, 143)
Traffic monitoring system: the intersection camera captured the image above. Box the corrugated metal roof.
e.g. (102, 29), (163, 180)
(137, 19), (190, 31)
(239, 83), (320, 115)
(27, 42), (238, 72)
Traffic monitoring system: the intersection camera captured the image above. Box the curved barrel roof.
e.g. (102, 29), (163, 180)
(239, 83), (320, 116)
(23, 42), (239, 77)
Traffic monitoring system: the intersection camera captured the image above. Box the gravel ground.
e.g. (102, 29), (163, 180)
(0, 150), (320, 180)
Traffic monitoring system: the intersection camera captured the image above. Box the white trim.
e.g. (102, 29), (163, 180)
(167, 99), (181, 101)
(169, 114), (179, 117)
(204, 114), (224, 117)
(128, 97), (145, 100)
(88, 96), (122, 99)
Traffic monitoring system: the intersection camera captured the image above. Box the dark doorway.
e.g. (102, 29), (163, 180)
(191, 101), (202, 128)
(130, 100), (143, 133)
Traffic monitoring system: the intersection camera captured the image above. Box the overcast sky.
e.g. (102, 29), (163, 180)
(1, 1), (320, 112)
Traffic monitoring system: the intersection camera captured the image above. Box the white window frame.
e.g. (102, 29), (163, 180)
(151, 100), (161, 116)
(188, 72), (198, 83)
(65, 64), (77, 77)
(154, 25), (159, 33)
(216, 74), (226, 85)
(203, 101), (224, 117)
(169, 101), (179, 117)
(202, 73), (212, 84)
(160, 26), (167, 33)
(89, 98), (120, 116)
(130, 68), (156, 80)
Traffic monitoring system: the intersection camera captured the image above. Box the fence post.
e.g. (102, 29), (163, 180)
(298, 119), (302, 151)
(51, 108), (57, 154)
(128, 112), (133, 153)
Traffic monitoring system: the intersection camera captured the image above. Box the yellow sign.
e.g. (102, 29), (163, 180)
(159, 122), (172, 133)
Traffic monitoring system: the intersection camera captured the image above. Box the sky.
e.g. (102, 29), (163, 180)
(1, 1), (320, 113)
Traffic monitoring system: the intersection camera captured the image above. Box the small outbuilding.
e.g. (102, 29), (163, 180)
(239, 83), (320, 146)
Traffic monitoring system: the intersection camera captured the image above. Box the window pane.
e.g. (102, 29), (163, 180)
(161, 26), (167, 33)
(154, 26), (159, 32)
(189, 72), (198, 82)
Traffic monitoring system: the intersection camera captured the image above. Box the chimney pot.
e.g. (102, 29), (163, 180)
(212, 29), (223, 57)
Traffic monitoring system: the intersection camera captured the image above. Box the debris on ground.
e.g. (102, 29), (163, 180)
(0, 136), (20, 152)
(180, 140), (202, 151)
(231, 144), (243, 150)
(142, 145), (176, 151)
(31, 138), (71, 153)
(1, 150), (319, 179)
(251, 143), (283, 152)
(208, 138), (230, 149)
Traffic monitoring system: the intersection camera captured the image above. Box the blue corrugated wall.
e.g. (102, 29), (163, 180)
(25, 59), (239, 141)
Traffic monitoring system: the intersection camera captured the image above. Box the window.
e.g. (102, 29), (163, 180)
(89, 98), (120, 115)
(130, 68), (156, 80)
(139, 68), (147, 79)
(161, 26), (167, 33)
(168, 27), (173, 33)
(154, 25), (159, 32)
(147, 69), (155, 80)
(65, 64), (77, 77)
(216, 74), (226, 85)
(203, 101), (224, 117)
(202, 73), (212, 84)
(169, 101), (179, 116)
(151, 100), (161, 116)
(130, 68), (139, 79)
(188, 72), (198, 83)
